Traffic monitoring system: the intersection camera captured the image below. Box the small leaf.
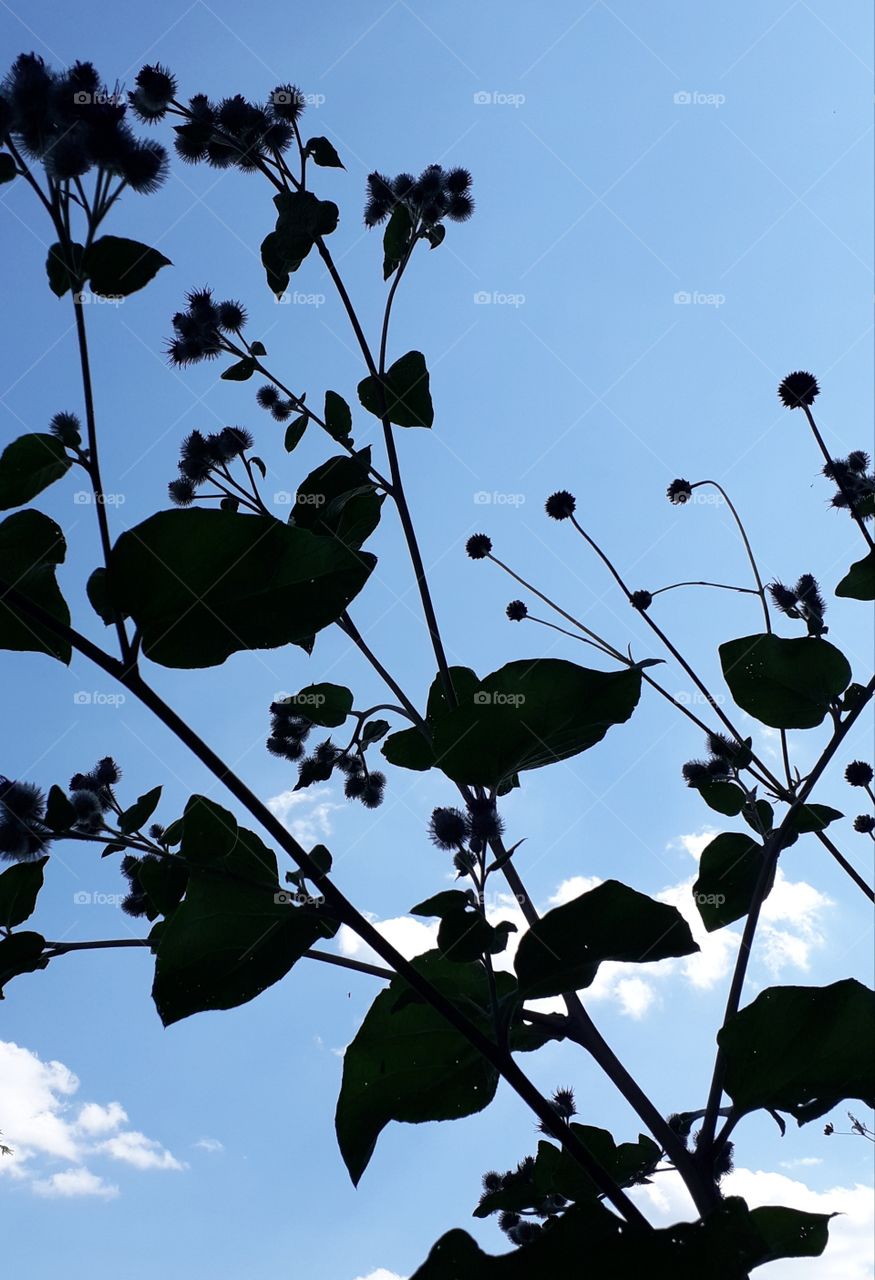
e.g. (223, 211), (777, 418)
(786, 803), (843, 834)
(0, 435), (72, 511)
(284, 415), (308, 453)
(0, 509), (71, 663)
(0, 931), (47, 996)
(85, 235), (171, 297)
(44, 785), (76, 831)
(221, 357), (256, 381)
(292, 451), (382, 550)
(718, 978), (875, 1123)
(0, 857), (49, 928)
(119, 785), (162, 834)
(278, 683), (353, 728)
(358, 350), (434, 428)
(720, 634), (852, 729)
(742, 798), (774, 836)
(694, 781), (746, 816)
(411, 890), (475, 918)
(836, 549), (875, 601)
(693, 833), (770, 931)
(249, 340), (267, 356)
(383, 203), (413, 279)
(85, 567), (118, 626)
(0, 153), (16, 184)
(324, 390), (352, 439)
(515, 879), (698, 999)
(306, 135), (344, 168)
(46, 242), (83, 297)
(361, 718), (390, 744)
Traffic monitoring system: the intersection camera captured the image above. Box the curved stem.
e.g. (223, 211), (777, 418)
(651, 580), (759, 598)
(337, 614), (427, 732)
(693, 482), (772, 633)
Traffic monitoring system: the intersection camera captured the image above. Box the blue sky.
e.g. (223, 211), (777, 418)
(0, 2), (872, 1277)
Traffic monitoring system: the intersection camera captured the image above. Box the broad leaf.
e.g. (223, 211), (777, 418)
(221, 357), (256, 381)
(261, 190), (338, 295)
(0, 435), (71, 511)
(46, 241), (83, 297)
(358, 350), (434, 428)
(283, 415), (308, 453)
(109, 508), (374, 668)
(385, 661), (641, 788)
(514, 879), (698, 999)
(836, 549), (875, 601)
(335, 952), (501, 1185)
(0, 153), (16, 183)
(720, 634), (851, 729)
(84, 235), (171, 297)
(0, 857), (49, 928)
(0, 509), (71, 663)
(85, 567), (117, 625)
(151, 796), (337, 1025)
(693, 833), (770, 931)
(718, 979), (875, 1123)
(786, 803), (842, 834)
(324, 390), (352, 439)
(694, 781), (746, 816)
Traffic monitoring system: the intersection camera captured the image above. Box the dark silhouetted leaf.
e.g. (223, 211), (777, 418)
(358, 350), (434, 428)
(515, 879), (698, 999)
(0, 509), (71, 663)
(221, 357), (256, 381)
(693, 833), (770, 931)
(306, 135), (343, 168)
(278, 683), (353, 728)
(836, 549), (875, 601)
(119, 786), (162, 835)
(0, 931), (47, 996)
(0, 435), (71, 511)
(720, 634), (851, 729)
(0, 857), (48, 928)
(84, 235), (171, 297)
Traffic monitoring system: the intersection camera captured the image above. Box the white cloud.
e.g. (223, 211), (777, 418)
(193, 1137), (224, 1154)
(32, 1167), (119, 1200)
(0, 1040), (182, 1196)
(338, 914), (439, 966)
(549, 875), (603, 907)
(267, 786), (341, 846)
(631, 1167), (874, 1279)
(353, 1271), (408, 1280)
(98, 1131), (184, 1171)
(75, 1102), (128, 1135)
(781, 1157), (824, 1169)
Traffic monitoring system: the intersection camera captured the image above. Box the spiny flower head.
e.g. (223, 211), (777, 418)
(363, 163), (473, 228)
(428, 806), (470, 849)
(667, 478), (693, 505)
(778, 371), (819, 409)
(631, 589), (652, 611)
(466, 533), (492, 560)
(845, 761), (873, 787)
(853, 814), (875, 834)
(128, 63), (177, 122)
(545, 490), (576, 520)
(0, 780), (49, 861)
(506, 600), (528, 621)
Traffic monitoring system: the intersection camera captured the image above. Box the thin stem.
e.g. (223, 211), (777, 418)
(698, 675), (875, 1156)
(337, 614), (426, 731)
(651, 580), (759, 598)
(803, 406), (875, 550)
(42, 936), (393, 979)
(72, 298), (131, 661)
(692, 482), (772, 633)
(521, 612), (621, 661)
